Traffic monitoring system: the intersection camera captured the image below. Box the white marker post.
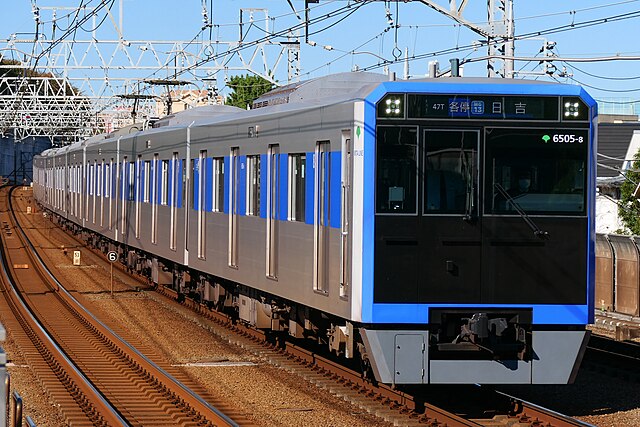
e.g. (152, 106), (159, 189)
(107, 251), (118, 297)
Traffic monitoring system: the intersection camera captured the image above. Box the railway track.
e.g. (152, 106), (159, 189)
(0, 186), (250, 426)
(158, 284), (596, 427)
(11, 186), (593, 427)
(583, 334), (640, 381)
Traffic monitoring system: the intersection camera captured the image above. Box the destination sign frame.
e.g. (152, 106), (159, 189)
(406, 94), (561, 121)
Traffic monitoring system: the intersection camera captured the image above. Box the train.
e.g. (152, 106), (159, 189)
(596, 234), (640, 319)
(32, 72), (597, 384)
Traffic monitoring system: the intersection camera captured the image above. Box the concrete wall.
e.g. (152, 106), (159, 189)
(0, 135), (51, 183)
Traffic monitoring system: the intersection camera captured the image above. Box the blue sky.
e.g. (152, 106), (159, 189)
(1, 1), (640, 111)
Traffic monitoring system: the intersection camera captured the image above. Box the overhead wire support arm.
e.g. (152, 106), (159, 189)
(417, 0), (491, 37)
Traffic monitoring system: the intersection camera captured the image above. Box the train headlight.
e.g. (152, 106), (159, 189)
(377, 94), (405, 118)
(562, 97), (588, 121)
(564, 102), (579, 117)
(385, 98), (401, 115)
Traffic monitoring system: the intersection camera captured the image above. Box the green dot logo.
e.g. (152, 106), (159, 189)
(542, 135), (551, 143)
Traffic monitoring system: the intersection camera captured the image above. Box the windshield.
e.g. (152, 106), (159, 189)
(376, 126), (418, 214)
(485, 128), (588, 215)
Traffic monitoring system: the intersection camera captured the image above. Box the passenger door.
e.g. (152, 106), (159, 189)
(314, 141), (330, 293)
(373, 126), (420, 303)
(266, 145), (279, 279)
(228, 147), (239, 268)
(419, 129), (481, 303)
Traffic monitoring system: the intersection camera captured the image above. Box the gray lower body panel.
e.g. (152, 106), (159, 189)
(360, 328), (589, 385)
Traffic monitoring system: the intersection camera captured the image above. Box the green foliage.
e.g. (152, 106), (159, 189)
(618, 148), (640, 234)
(226, 74), (273, 109)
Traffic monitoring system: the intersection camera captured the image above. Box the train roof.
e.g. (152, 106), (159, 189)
(135, 73), (595, 132)
(153, 104), (245, 128)
(252, 72), (389, 108)
(34, 72), (595, 160)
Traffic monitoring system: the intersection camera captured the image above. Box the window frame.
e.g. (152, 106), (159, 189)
(482, 127), (589, 216)
(212, 157), (224, 212)
(288, 153), (306, 222)
(375, 125), (419, 216)
(246, 154), (261, 216)
(161, 159), (169, 206)
(422, 128), (479, 216)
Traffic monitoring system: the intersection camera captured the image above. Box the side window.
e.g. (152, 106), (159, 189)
(96, 164), (102, 197)
(129, 161), (135, 201)
(144, 160), (150, 202)
(105, 164), (110, 198)
(199, 150), (207, 211)
(190, 159), (196, 209)
(288, 153), (306, 221)
(121, 158), (127, 201)
(213, 157), (224, 212)
(246, 155), (261, 216)
(161, 160), (169, 205)
(376, 126), (418, 214)
(181, 159), (186, 208)
(89, 163), (94, 196)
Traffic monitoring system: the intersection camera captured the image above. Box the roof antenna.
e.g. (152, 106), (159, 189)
(450, 58), (460, 77)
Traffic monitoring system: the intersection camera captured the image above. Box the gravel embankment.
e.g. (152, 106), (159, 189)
(6, 193), (640, 427)
(5, 202), (390, 427)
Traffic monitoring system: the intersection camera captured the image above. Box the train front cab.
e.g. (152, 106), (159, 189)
(358, 80), (596, 384)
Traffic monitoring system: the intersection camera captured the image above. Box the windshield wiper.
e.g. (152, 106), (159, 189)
(494, 183), (549, 240)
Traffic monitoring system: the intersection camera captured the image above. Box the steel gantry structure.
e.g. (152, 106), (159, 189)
(1, 0), (516, 145)
(0, 3), (300, 145)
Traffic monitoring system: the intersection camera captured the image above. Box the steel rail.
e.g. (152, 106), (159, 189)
(9, 188), (239, 427)
(0, 188), (128, 426)
(32, 193), (594, 427)
(494, 389), (597, 427)
(6, 186), (241, 427)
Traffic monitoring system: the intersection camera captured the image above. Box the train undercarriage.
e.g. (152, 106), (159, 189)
(47, 209), (589, 385)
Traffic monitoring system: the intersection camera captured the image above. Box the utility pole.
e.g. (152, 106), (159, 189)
(487, 0), (515, 78)
(416, 0), (515, 78)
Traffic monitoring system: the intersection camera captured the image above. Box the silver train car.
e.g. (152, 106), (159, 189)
(33, 72), (597, 384)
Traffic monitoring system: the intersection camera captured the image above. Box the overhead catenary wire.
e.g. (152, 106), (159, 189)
(568, 77), (640, 93)
(112, 0), (375, 109)
(10, 1), (640, 133)
(566, 62), (640, 81)
(32, 0), (115, 69)
(354, 8), (640, 73)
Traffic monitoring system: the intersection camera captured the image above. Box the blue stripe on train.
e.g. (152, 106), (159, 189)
(193, 158), (200, 211)
(330, 151), (341, 229)
(238, 156), (246, 216)
(177, 159), (183, 209)
(260, 154), (267, 219)
(167, 159), (173, 206)
(224, 156), (230, 214)
(156, 159), (162, 205)
(305, 152), (314, 225)
(279, 153), (288, 221)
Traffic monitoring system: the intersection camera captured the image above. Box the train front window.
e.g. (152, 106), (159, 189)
(485, 128), (588, 215)
(376, 126), (418, 214)
(424, 130), (478, 215)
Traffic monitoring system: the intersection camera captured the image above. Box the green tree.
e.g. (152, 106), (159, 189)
(618, 148), (640, 234)
(226, 74), (273, 109)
